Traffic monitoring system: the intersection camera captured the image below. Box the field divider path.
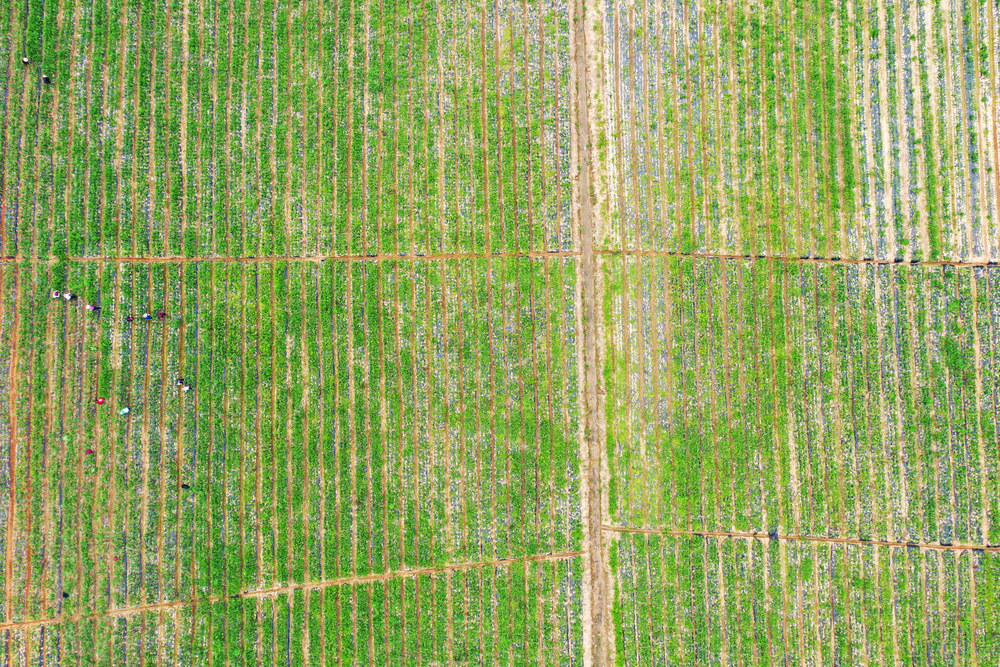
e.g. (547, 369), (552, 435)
(573, 0), (609, 662)
(8, 249), (1000, 267)
(601, 524), (1000, 553)
(0, 550), (584, 632)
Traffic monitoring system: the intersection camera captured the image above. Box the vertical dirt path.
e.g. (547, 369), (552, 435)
(571, 0), (609, 662)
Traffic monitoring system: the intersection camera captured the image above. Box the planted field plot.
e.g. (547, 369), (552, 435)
(4, 558), (583, 664)
(0, 0), (573, 258)
(602, 256), (1000, 545)
(611, 532), (1000, 665)
(601, 254), (1000, 662)
(0, 257), (584, 662)
(592, 0), (1000, 261)
(5, 0), (1000, 662)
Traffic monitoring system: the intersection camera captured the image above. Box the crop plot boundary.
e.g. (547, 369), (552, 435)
(0, 550), (584, 632)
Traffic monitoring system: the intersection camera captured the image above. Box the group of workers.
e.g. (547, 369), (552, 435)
(52, 289), (194, 448)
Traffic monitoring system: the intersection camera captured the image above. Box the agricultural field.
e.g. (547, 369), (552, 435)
(0, 257), (585, 662)
(592, 0), (1000, 663)
(0, 0), (588, 661)
(1, 0), (999, 664)
(592, 0), (1000, 262)
(0, 0), (575, 260)
(601, 257), (1000, 662)
(612, 532), (1000, 664)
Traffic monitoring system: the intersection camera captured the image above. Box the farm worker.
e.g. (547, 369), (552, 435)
(21, 57), (29, 65)
(41, 75), (50, 84)
(51, 290), (61, 299)
(62, 292), (75, 301)
(182, 386), (191, 393)
(126, 316), (134, 322)
(119, 407), (130, 415)
(85, 449), (95, 455)
(96, 397), (106, 405)
(176, 378), (186, 386)
(181, 484), (190, 490)
(62, 592), (69, 599)
(156, 311), (166, 319)
(142, 313), (152, 320)
(86, 304), (99, 312)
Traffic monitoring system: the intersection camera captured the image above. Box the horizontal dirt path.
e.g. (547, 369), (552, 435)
(2, 251), (998, 269)
(602, 525), (1000, 553)
(0, 550), (584, 631)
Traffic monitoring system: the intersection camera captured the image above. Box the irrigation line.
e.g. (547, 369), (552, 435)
(601, 524), (1000, 553)
(0, 550), (584, 632)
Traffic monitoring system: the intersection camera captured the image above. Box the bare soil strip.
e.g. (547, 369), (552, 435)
(601, 525), (1000, 553)
(0, 551), (583, 632)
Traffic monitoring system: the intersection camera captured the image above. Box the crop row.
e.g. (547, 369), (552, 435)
(0, 0), (573, 259)
(611, 532), (1000, 666)
(595, 0), (1000, 261)
(3, 557), (584, 665)
(602, 256), (1000, 546)
(2, 256), (582, 623)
